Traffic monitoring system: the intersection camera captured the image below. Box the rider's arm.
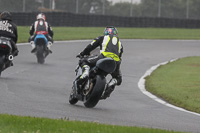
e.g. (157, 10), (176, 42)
(12, 22), (18, 43)
(119, 42), (123, 58)
(47, 23), (53, 38)
(29, 23), (34, 36)
(14, 24), (18, 43)
(80, 36), (104, 56)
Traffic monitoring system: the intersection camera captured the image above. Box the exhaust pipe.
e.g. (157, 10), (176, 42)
(8, 55), (14, 61)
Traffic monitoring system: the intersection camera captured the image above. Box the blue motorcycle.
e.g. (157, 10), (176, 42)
(34, 34), (49, 64)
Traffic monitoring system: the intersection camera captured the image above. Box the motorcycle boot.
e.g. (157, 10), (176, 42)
(101, 78), (117, 99)
(12, 49), (19, 57)
(30, 41), (36, 53)
(47, 41), (53, 54)
(77, 65), (90, 86)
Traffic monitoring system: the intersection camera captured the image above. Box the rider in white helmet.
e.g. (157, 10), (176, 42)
(28, 13), (54, 53)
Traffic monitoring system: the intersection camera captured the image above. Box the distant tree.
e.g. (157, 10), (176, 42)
(54, 0), (75, 12)
(55, 0), (111, 14)
(189, 0), (200, 19)
(139, 0), (192, 18)
(107, 2), (142, 17)
(160, 0), (186, 18)
(0, 0), (22, 12)
(0, 0), (41, 12)
(108, 2), (131, 16)
(26, 0), (42, 12)
(1, 0), (200, 19)
(139, 0), (158, 17)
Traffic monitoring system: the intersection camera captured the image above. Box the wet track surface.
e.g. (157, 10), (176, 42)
(0, 40), (200, 132)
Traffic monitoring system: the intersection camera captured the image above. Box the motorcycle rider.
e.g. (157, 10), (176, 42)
(28, 13), (54, 53)
(77, 26), (123, 99)
(0, 11), (19, 66)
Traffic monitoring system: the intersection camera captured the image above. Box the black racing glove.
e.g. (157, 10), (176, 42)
(76, 52), (84, 58)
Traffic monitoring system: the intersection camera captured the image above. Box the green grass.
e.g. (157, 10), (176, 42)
(18, 26), (200, 43)
(145, 56), (200, 113)
(0, 114), (182, 133)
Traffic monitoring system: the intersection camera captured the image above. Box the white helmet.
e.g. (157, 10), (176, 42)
(37, 13), (46, 21)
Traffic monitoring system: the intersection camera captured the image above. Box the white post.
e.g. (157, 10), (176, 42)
(130, 0), (133, 17)
(158, 0), (161, 17)
(49, 0), (52, 9)
(186, 0), (189, 19)
(102, 0), (105, 15)
(42, 0), (44, 8)
(52, 0), (55, 10)
(76, 0), (79, 14)
(23, 0), (26, 12)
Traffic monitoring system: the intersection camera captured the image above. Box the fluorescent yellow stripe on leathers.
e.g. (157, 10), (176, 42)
(102, 52), (120, 61)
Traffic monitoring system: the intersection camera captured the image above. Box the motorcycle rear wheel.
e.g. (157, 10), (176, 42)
(84, 75), (106, 108)
(36, 46), (45, 64)
(0, 56), (5, 77)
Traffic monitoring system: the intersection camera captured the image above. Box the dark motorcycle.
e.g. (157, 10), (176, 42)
(34, 34), (49, 64)
(0, 37), (14, 76)
(69, 56), (116, 108)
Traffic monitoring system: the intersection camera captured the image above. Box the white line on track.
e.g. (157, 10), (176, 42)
(138, 59), (200, 117)
(17, 40), (91, 46)
(17, 39), (200, 46)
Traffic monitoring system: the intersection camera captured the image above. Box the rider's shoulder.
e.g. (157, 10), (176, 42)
(95, 35), (104, 40)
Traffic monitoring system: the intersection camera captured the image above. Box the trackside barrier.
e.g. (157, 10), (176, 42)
(11, 12), (200, 28)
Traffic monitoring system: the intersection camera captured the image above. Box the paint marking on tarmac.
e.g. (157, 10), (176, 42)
(17, 40), (90, 46)
(138, 59), (200, 117)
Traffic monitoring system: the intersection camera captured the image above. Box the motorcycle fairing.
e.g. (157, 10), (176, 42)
(34, 34), (48, 45)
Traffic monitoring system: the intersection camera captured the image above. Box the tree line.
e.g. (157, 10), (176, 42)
(0, 0), (200, 19)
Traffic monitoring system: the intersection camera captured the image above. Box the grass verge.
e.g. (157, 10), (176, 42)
(145, 56), (200, 114)
(18, 26), (200, 43)
(0, 114), (182, 133)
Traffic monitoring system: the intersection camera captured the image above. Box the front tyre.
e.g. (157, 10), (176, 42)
(84, 75), (106, 108)
(69, 86), (78, 105)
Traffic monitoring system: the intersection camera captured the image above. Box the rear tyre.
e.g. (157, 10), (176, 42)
(36, 46), (45, 64)
(84, 75), (106, 108)
(0, 56), (5, 77)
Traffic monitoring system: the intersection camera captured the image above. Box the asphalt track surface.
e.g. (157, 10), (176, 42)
(0, 40), (200, 133)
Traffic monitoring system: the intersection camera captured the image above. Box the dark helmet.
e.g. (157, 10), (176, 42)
(104, 26), (118, 35)
(0, 11), (12, 20)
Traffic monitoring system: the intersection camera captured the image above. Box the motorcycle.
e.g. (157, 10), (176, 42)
(69, 56), (116, 108)
(0, 37), (14, 76)
(33, 34), (50, 64)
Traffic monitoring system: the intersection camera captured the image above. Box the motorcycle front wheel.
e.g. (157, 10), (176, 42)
(69, 86), (78, 105)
